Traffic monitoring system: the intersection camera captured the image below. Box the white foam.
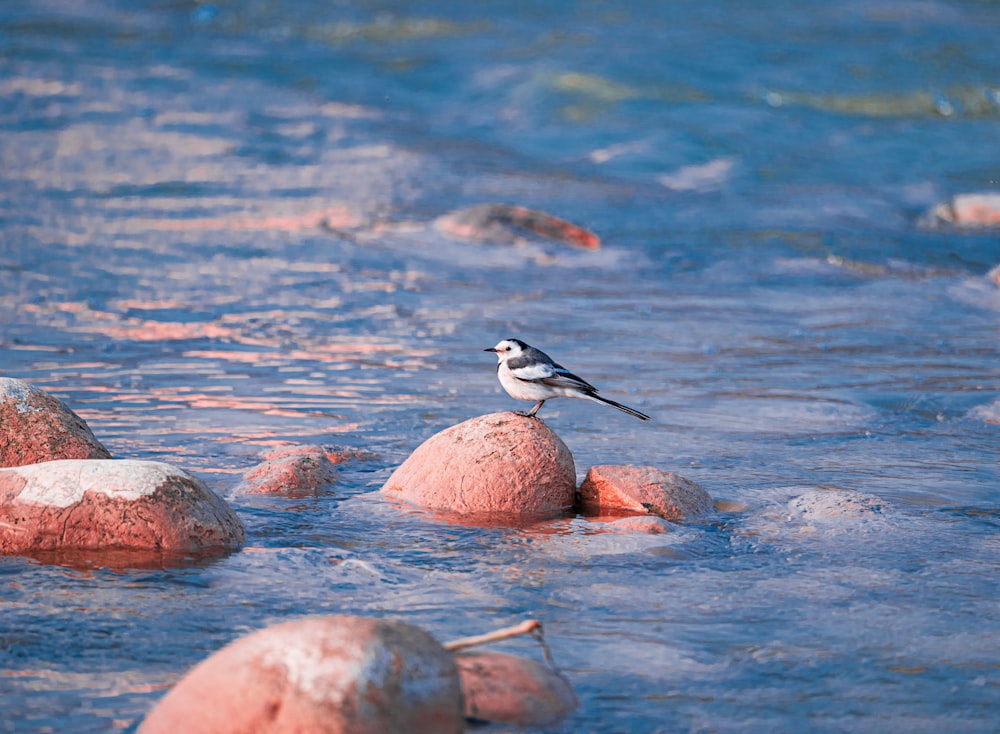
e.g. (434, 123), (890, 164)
(968, 398), (1000, 423)
(658, 157), (736, 192)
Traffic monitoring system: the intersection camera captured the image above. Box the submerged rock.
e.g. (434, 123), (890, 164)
(139, 615), (464, 734)
(602, 515), (674, 534)
(577, 464), (713, 520)
(922, 192), (1000, 229)
(381, 412), (575, 519)
(0, 377), (111, 467)
(434, 204), (600, 249)
(0, 459), (245, 555)
(786, 488), (886, 521)
(235, 444), (340, 495)
(457, 650), (577, 726)
(739, 486), (891, 542)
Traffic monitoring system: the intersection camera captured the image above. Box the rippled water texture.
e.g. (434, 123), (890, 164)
(2, 1), (999, 731)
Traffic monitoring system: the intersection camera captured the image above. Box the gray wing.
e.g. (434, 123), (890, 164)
(509, 348), (597, 391)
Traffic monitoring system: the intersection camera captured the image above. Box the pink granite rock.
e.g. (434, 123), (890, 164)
(0, 459), (245, 555)
(0, 377), (111, 467)
(381, 413), (575, 519)
(237, 444), (340, 495)
(140, 616), (464, 734)
(578, 464), (713, 520)
(456, 650), (577, 726)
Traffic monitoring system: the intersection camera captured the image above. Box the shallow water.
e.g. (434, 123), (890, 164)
(2, 1), (999, 731)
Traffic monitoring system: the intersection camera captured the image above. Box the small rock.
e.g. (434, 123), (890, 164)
(381, 413), (576, 519)
(923, 192), (1000, 228)
(457, 650), (577, 726)
(434, 204), (600, 249)
(236, 444), (339, 495)
(577, 464), (713, 520)
(139, 615), (464, 734)
(0, 459), (245, 555)
(0, 377), (111, 467)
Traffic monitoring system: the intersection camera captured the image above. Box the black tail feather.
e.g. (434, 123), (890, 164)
(589, 393), (651, 421)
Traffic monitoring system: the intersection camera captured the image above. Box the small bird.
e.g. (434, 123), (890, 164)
(484, 338), (650, 420)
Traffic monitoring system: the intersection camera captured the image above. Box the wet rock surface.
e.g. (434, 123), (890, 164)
(381, 413), (576, 519)
(577, 464), (713, 520)
(235, 444), (341, 495)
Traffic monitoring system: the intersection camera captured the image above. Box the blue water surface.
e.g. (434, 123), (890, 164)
(1, 1), (999, 732)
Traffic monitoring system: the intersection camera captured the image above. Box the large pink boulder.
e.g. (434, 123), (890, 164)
(457, 651), (577, 726)
(0, 459), (245, 555)
(381, 413), (575, 518)
(578, 464), (713, 520)
(0, 377), (111, 467)
(236, 444), (340, 495)
(140, 616), (464, 734)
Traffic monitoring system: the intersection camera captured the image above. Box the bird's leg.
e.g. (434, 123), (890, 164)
(525, 400), (545, 418)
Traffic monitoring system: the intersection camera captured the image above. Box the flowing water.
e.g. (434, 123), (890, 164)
(1, 1), (999, 731)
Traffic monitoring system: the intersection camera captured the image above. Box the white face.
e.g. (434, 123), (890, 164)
(491, 339), (522, 359)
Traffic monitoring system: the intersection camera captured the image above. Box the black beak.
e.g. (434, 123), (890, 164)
(483, 347), (497, 352)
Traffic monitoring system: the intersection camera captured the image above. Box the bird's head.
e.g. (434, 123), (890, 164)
(484, 338), (527, 361)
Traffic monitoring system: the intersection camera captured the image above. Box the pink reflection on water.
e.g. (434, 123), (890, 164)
(181, 347), (429, 370)
(98, 321), (240, 342)
(111, 298), (190, 310)
(141, 389), (344, 417)
(149, 205), (363, 232)
(25, 301), (257, 344)
(23, 302), (433, 371)
(0, 668), (177, 695)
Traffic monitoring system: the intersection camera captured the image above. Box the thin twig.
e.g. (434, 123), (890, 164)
(443, 619), (542, 652)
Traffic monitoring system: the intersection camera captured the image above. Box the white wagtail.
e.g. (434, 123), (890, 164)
(484, 338), (651, 420)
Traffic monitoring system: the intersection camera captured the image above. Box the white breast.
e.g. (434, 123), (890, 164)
(498, 363), (559, 401)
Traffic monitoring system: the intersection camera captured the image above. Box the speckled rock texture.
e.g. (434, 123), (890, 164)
(0, 377), (111, 467)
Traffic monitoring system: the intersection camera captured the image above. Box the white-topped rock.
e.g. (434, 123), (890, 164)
(0, 459), (245, 555)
